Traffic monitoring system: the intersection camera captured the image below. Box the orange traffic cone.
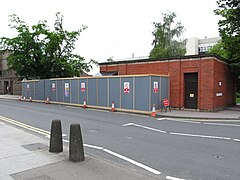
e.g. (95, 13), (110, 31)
(45, 97), (50, 104)
(18, 96), (22, 101)
(23, 96), (26, 102)
(151, 104), (156, 117)
(111, 101), (115, 112)
(83, 99), (86, 108)
(30, 96), (32, 102)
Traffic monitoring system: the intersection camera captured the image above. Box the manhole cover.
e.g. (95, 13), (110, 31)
(22, 143), (47, 151)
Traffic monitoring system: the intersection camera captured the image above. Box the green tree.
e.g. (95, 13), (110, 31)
(215, 0), (240, 75)
(0, 13), (96, 79)
(208, 40), (228, 59)
(149, 11), (186, 58)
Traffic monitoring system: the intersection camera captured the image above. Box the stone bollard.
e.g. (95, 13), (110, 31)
(69, 123), (85, 162)
(49, 120), (63, 153)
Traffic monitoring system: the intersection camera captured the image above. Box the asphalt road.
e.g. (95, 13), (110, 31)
(0, 99), (240, 180)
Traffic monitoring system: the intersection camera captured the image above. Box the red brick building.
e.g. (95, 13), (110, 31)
(99, 54), (235, 111)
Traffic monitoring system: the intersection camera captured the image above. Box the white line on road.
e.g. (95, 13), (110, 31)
(203, 122), (240, 127)
(170, 132), (231, 140)
(233, 139), (240, 142)
(166, 176), (186, 180)
(123, 123), (166, 134)
(84, 144), (104, 150)
(157, 118), (167, 121)
(122, 123), (134, 126)
(103, 148), (161, 175)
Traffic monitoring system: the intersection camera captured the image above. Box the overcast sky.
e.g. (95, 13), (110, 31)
(0, 0), (220, 74)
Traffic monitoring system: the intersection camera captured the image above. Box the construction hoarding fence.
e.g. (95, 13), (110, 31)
(22, 75), (169, 114)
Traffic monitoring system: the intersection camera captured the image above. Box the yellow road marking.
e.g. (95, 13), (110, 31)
(0, 115), (50, 136)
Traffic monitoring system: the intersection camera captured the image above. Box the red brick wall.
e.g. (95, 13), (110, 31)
(100, 57), (234, 110)
(213, 60), (234, 109)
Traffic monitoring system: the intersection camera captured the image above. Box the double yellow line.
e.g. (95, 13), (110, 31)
(0, 115), (50, 137)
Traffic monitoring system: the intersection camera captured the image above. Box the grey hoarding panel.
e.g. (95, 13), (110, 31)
(63, 80), (70, 103)
(109, 78), (120, 108)
(71, 79), (79, 104)
(30, 82), (34, 99)
(88, 78), (97, 106)
(134, 77), (149, 111)
(121, 77), (133, 110)
(22, 82), (26, 97)
(161, 77), (169, 106)
(98, 78), (108, 107)
(79, 79), (87, 104)
(44, 79), (51, 101)
(35, 80), (45, 100)
(151, 76), (160, 110)
(57, 80), (63, 102)
(50, 81), (56, 102)
(25, 83), (30, 99)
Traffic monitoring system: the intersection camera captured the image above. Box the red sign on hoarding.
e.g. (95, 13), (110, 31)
(124, 82), (130, 93)
(153, 81), (158, 93)
(81, 83), (86, 92)
(52, 83), (56, 91)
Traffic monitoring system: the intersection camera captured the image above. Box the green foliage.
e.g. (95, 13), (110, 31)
(208, 40), (228, 59)
(215, 0), (240, 76)
(0, 13), (96, 79)
(149, 11), (186, 58)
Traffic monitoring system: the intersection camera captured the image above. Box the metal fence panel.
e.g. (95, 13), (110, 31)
(63, 80), (70, 103)
(35, 80), (45, 100)
(161, 77), (169, 106)
(109, 78), (120, 108)
(22, 75), (169, 113)
(44, 79), (51, 101)
(50, 81), (56, 102)
(151, 76), (161, 110)
(56, 80), (63, 102)
(71, 79), (79, 104)
(79, 79), (87, 105)
(22, 82), (26, 98)
(121, 77), (133, 110)
(134, 77), (149, 111)
(88, 78), (97, 106)
(98, 78), (108, 107)
(30, 82), (34, 99)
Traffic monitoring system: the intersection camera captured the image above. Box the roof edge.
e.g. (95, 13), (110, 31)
(98, 54), (227, 66)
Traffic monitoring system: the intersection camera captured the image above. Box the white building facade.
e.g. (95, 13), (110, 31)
(186, 37), (221, 55)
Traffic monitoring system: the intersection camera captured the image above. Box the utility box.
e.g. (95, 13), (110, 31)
(22, 75), (169, 113)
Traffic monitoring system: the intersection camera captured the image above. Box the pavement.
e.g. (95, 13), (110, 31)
(0, 94), (240, 180)
(0, 120), (158, 180)
(158, 106), (240, 120)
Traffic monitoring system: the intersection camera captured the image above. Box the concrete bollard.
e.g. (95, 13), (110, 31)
(69, 123), (85, 162)
(49, 120), (63, 153)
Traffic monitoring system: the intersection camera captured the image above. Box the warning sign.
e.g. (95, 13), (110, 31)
(124, 82), (130, 93)
(153, 81), (158, 93)
(52, 83), (56, 91)
(81, 82), (86, 92)
(26, 84), (30, 91)
(65, 83), (69, 97)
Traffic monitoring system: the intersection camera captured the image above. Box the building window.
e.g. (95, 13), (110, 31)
(0, 71), (2, 76)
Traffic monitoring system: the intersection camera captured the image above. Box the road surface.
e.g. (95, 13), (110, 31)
(0, 99), (240, 180)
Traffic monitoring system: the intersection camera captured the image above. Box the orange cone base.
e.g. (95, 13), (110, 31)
(151, 112), (156, 117)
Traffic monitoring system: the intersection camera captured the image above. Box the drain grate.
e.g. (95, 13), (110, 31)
(22, 143), (48, 151)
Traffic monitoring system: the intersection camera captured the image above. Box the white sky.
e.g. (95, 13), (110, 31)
(0, 0), (220, 74)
